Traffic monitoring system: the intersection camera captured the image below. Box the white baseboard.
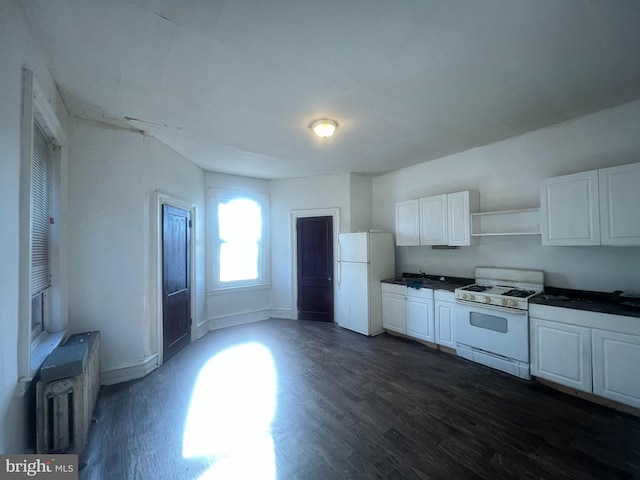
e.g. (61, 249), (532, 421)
(101, 353), (158, 385)
(101, 311), (288, 385)
(269, 308), (293, 319)
(194, 321), (209, 340)
(207, 309), (271, 331)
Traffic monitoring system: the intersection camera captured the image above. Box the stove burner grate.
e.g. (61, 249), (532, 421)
(462, 285), (490, 292)
(502, 288), (535, 298)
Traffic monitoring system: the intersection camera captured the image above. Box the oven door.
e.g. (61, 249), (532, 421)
(455, 299), (529, 362)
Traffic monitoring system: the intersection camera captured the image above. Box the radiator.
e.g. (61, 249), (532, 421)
(36, 331), (101, 454)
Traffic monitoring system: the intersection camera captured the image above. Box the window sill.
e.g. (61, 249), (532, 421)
(25, 330), (67, 381)
(207, 283), (271, 296)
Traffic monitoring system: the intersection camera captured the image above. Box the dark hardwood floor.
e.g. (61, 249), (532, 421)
(80, 319), (640, 480)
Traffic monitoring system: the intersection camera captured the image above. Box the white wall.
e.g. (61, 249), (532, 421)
(373, 100), (640, 292)
(68, 119), (205, 383)
(269, 174), (352, 317)
(0, 0), (71, 453)
(203, 172), (360, 324)
(349, 174), (373, 233)
(204, 172), (272, 328)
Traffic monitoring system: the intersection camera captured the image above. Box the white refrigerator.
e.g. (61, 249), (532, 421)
(336, 232), (395, 336)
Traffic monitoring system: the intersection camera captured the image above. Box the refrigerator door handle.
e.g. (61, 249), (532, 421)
(336, 240), (341, 286)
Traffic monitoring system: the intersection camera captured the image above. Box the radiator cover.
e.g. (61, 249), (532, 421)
(36, 331), (101, 454)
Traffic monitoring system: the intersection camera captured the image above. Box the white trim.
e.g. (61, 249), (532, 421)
(195, 320), (209, 340)
(32, 80), (66, 145)
(207, 309), (270, 331)
(206, 188), (270, 291)
(18, 69), (68, 383)
(289, 208), (340, 321)
(206, 283), (271, 296)
(269, 308), (293, 319)
(151, 191), (196, 369)
(100, 354), (159, 386)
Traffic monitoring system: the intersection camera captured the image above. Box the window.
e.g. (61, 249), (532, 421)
(31, 121), (52, 340)
(209, 189), (269, 290)
(19, 69), (67, 381)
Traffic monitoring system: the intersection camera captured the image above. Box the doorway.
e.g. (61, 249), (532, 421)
(296, 216), (334, 322)
(162, 204), (192, 361)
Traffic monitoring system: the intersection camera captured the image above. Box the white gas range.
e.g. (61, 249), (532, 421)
(455, 267), (544, 379)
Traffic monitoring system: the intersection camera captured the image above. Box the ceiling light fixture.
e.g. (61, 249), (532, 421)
(311, 118), (338, 138)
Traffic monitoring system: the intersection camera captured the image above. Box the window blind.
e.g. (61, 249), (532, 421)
(31, 122), (51, 294)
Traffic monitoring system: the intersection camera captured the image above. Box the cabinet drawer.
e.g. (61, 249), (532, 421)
(434, 289), (454, 302)
(407, 287), (433, 299)
(381, 283), (406, 295)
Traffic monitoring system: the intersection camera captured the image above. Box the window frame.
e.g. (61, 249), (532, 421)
(207, 188), (270, 292)
(19, 69), (68, 384)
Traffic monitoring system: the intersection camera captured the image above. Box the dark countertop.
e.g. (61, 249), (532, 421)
(381, 273), (473, 292)
(382, 274), (640, 319)
(530, 286), (640, 319)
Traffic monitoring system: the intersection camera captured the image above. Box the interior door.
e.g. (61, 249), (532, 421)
(296, 216), (333, 322)
(162, 204), (191, 361)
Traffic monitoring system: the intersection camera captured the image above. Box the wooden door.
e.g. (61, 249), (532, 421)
(296, 216), (333, 322)
(162, 205), (191, 361)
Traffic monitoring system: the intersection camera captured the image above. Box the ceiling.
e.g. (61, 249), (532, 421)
(19, 0), (640, 180)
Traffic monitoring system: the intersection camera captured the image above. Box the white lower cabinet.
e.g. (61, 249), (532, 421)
(381, 284), (406, 334)
(592, 329), (640, 408)
(530, 317), (592, 392)
(434, 291), (456, 349)
(382, 284), (457, 350)
(530, 304), (640, 410)
(406, 288), (434, 342)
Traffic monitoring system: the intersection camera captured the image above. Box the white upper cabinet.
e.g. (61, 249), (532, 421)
(540, 170), (600, 246)
(395, 199), (420, 246)
(419, 194), (448, 245)
(541, 162), (640, 246)
(397, 190), (478, 247)
(447, 190), (479, 246)
(599, 163), (640, 246)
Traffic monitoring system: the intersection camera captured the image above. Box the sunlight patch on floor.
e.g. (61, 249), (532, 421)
(183, 342), (277, 480)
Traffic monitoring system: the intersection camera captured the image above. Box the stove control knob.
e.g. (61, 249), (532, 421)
(484, 296), (491, 304)
(501, 299), (508, 306)
(510, 300), (518, 307)
(462, 293), (468, 300)
(469, 294), (475, 301)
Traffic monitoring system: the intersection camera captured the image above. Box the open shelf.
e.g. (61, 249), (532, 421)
(471, 208), (540, 236)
